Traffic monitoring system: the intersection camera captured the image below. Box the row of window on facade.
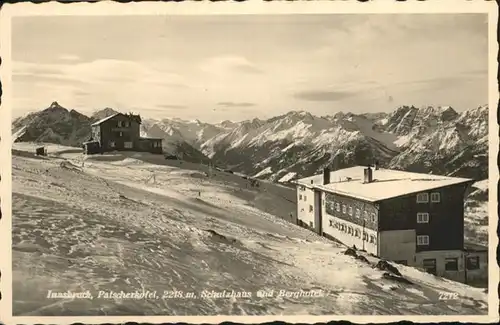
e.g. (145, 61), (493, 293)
(109, 141), (133, 148)
(298, 194), (378, 223)
(331, 201), (376, 223)
(423, 256), (480, 272)
(328, 218), (377, 243)
(416, 192), (441, 203)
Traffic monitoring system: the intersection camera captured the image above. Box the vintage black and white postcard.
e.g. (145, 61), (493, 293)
(0, 0), (498, 323)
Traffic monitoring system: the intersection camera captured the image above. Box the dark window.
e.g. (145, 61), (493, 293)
(299, 194), (302, 200)
(444, 258), (458, 271)
(423, 258), (436, 267)
(309, 205), (313, 213)
(329, 220), (333, 227)
(309, 221), (313, 228)
(466, 256), (480, 270)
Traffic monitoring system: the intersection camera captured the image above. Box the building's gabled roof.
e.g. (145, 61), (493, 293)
(296, 166), (474, 202)
(91, 113), (121, 126)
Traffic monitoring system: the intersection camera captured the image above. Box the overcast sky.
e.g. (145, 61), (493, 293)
(12, 14), (488, 123)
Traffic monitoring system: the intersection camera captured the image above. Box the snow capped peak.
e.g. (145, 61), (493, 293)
(419, 105), (458, 121)
(218, 120), (238, 129)
(461, 105), (489, 117)
(286, 110), (314, 120)
(241, 117), (264, 129)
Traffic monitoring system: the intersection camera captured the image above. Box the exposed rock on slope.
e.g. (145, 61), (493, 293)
(12, 102), (93, 146)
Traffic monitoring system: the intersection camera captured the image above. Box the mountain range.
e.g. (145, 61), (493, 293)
(12, 101), (488, 183)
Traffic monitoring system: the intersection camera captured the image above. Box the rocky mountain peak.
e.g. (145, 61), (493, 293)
(45, 101), (68, 114)
(91, 107), (120, 121)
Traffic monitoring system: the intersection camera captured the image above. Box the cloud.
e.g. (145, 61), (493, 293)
(13, 59), (188, 88)
(11, 14), (487, 121)
(200, 55), (263, 76)
(156, 104), (188, 110)
(293, 90), (354, 102)
(217, 101), (255, 108)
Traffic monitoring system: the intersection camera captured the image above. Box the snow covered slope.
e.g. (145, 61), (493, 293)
(12, 144), (488, 316)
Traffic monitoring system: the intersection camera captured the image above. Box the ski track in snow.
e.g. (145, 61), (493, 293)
(11, 144), (488, 316)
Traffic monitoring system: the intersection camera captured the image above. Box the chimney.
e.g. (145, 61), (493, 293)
(364, 166), (373, 184)
(323, 167), (331, 185)
(374, 160), (380, 170)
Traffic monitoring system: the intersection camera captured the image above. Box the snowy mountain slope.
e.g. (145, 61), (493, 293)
(12, 126), (27, 143)
(139, 120), (212, 164)
(387, 106), (488, 180)
(464, 179), (489, 246)
(13, 103), (488, 184)
(195, 105), (488, 183)
(12, 102), (94, 146)
(11, 144), (488, 316)
(142, 117), (226, 147)
(198, 110), (405, 177)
